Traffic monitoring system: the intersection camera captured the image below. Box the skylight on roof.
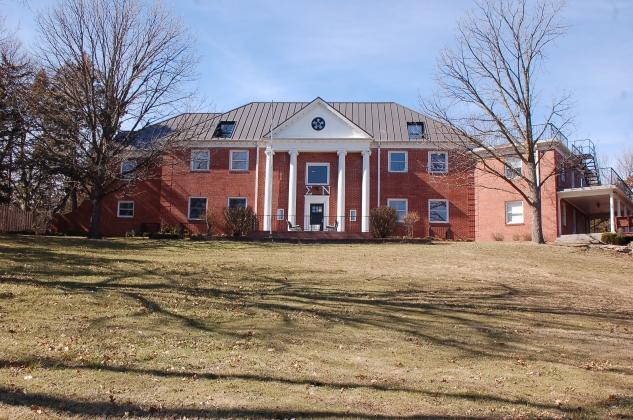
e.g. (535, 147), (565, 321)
(214, 121), (235, 138)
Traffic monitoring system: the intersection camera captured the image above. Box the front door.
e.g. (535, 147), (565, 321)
(310, 204), (324, 231)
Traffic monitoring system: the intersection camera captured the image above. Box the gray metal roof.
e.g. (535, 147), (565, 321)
(133, 100), (437, 144)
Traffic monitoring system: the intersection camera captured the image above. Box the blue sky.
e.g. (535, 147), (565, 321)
(4, 0), (632, 167)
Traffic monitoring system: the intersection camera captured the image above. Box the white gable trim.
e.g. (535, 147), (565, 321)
(264, 98), (372, 140)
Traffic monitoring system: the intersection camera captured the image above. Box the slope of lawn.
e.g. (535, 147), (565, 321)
(0, 235), (632, 419)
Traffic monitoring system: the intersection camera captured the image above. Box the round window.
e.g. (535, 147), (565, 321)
(311, 117), (325, 131)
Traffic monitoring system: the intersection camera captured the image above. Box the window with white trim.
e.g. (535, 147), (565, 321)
(429, 199), (449, 223)
(387, 199), (407, 222)
(230, 150), (249, 171)
(350, 209), (357, 222)
(506, 200), (524, 224)
(188, 197), (207, 220)
(560, 164), (566, 181)
(388, 151), (407, 172)
(505, 157), (522, 178)
(228, 198), (246, 208)
(407, 122), (424, 139)
(120, 161), (136, 180)
(118, 201), (134, 218)
(429, 152), (448, 173)
(277, 208), (284, 221)
(306, 163), (329, 185)
(191, 150), (210, 171)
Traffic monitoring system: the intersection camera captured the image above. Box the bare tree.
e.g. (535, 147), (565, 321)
(422, 0), (572, 244)
(615, 146), (633, 189)
(33, 0), (200, 238)
(0, 17), (33, 206)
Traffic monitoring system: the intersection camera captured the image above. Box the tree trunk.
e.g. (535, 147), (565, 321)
(528, 186), (545, 244)
(71, 184), (78, 211)
(88, 195), (103, 239)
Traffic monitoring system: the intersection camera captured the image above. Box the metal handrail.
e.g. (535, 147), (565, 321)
(600, 167), (633, 202)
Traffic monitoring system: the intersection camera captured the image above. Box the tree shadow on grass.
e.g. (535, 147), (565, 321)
(0, 367), (566, 419)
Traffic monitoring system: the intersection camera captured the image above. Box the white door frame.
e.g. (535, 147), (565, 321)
(304, 195), (329, 231)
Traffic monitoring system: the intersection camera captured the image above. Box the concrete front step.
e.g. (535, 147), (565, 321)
(555, 233), (603, 244)
(249, 231), (374, 240)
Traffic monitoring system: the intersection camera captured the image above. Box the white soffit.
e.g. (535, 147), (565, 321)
(268, 98), (372, 140)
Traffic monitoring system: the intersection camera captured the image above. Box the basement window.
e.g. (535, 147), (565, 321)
(228, 198), (247, 208)
(118, 201), (134, 218)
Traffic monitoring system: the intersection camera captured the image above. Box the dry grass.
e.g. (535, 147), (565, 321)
(0, 235), (632, 419)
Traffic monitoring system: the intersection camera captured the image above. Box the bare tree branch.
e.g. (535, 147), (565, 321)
(422, 0), (573, 244)
(31, 0), (201, 238)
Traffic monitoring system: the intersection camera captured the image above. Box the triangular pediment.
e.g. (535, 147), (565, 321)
(265, 98), (372, 139)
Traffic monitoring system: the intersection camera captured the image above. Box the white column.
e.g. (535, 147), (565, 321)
(287, 150), (299, 227)
(337, 150), (347, 232)
(609, 192), (615, 233)
(361, 149), (371, 232)
(263, 147), (274, 231)
(557, 197), (562, 237)
(617, 199), (621, 217)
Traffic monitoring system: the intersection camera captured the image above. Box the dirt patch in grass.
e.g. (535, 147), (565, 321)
(0, 236), (632, 419)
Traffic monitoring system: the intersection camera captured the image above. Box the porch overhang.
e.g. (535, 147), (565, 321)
(557, 185), (633, 217)
(557, 185), (633, 234)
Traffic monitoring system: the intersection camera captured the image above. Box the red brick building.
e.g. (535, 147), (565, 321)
(51, 98), (633, 241)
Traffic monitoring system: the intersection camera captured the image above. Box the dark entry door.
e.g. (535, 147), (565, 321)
(310, 204), (324, 231)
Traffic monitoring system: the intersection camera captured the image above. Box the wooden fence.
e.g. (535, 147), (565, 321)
(0, 204), (33, 233)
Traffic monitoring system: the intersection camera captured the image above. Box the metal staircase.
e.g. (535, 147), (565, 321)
(571, 139), (601, 186)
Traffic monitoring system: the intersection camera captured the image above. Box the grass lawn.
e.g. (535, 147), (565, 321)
(0, 235), (632, 419)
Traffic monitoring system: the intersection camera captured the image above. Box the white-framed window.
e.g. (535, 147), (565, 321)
(306, 163), (329, 185)
(429, 152), (448, 173)
(429, 199), (449, 223)
(388, 151), (407, 172)
(387, 199), (407, 222)
(562, 203), (567, 226)
(277, 208), (284, 221)
(191, 150), (210, 171)
(230, 150), (249, 171)
(560, 164), (566, 181)
(506, 200), (524, 224)
(117, 201), (134, 218)
(407, 122), (424, 139)
(188, 197), (207, 220)
(228, 197), (247, 208)
(120, 161), (136, 180)
(350, 209), (357, 222)
(505, 157), (522, 178)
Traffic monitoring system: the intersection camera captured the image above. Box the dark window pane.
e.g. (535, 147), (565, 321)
(214, 122), (235, 138)
(189, 198), (207, 219)
(307, 165), (328, 184)
(407, 122), (424, 139)
(229, 198), (246, 208)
